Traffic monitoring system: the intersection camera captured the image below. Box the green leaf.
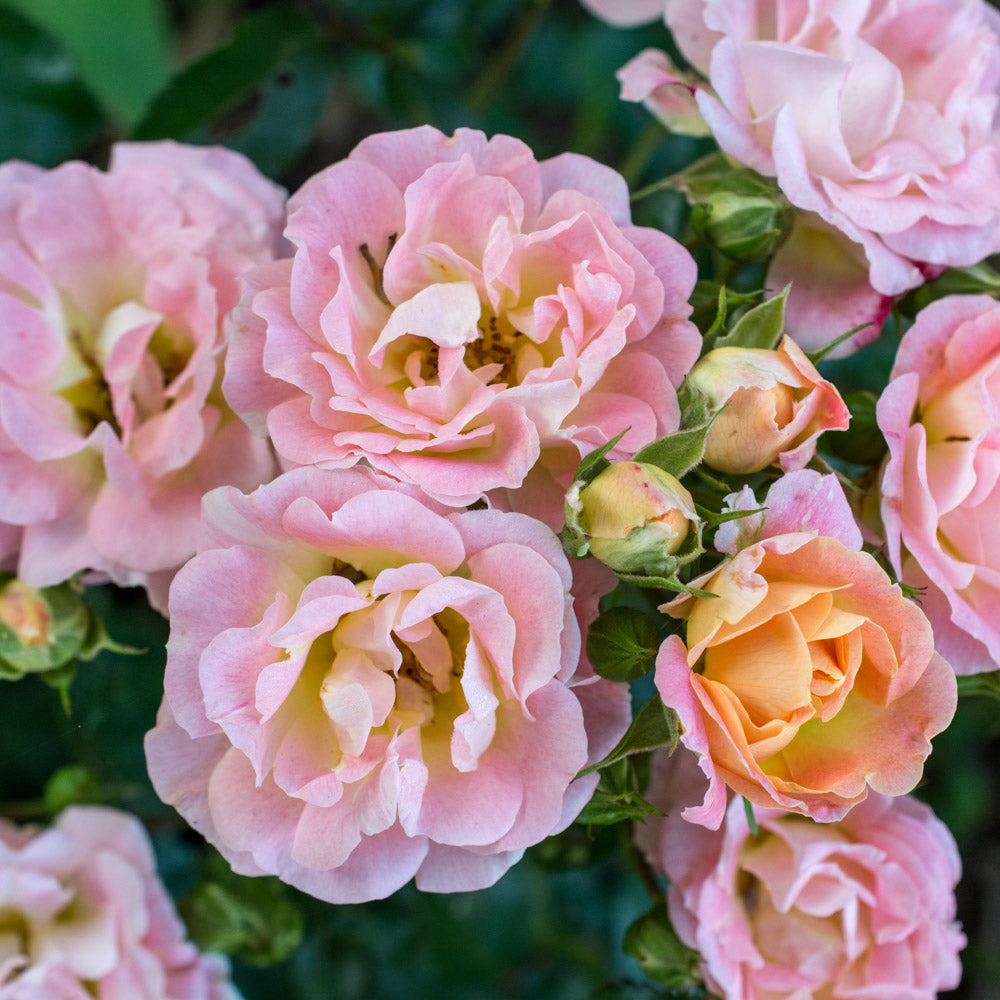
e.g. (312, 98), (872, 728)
(631, 423), (712, 480)
(624, 904), (706, 993)
(0, 7), (105, 164)
(576, 759), (661, 826)
(613, 571), (715, 599)
(694, 502), (766, 532)
(1, 0), (169, 126)
(713, 285), (788, 351)
(579, 694), (680, 778)
(187, 44), (335, 177)
(575, 784), (660, 826)
(586, 606), (661, 683)
(180, 855), (305, 968)
(563, 428), (632, 559)
(902, 261), (1000, 315)
(804, 321), (875, 365)
(575, 427), (630, 485)
(133, 7), (318, 142)
(957, 672), (1000, 704)
(43, 764), (101, 813)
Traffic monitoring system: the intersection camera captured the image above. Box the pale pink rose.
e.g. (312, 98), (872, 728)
(0, 142), (284, 612)
(615, 49), (712, 138)
(0, 806), (239, 1000)
(636, 751), (966, 1000)
(145, 466), (630, 903)
(606, 0), (1000, 353)
(224, 125), (700, 527)
(878, 293), (1000, 673)
(579, 0), (663, 27)
(656, 471), (956, 828)
(765, 212), (896, 358)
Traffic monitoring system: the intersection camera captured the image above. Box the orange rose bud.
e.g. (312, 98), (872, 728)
(580, 461), (697, 574)
(688, 336), (849, 474)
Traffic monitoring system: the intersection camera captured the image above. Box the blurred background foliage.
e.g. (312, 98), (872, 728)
(0, 1), (997, 997)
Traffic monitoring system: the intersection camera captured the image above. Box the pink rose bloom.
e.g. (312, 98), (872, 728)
(878, 293), (1000, 673)
(145, 466), (630, 903)
(636, 752), (966, 1000)
(0, 806), (238, 1000)
(224, 125), (700, 525)
(0, 142), (285, 612)
(656, 471), (956, 828)
(599, 0), (1000, 355)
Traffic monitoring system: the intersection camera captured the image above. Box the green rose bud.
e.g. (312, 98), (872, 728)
(579, 462), (697, 575)
(689, 173), (791, 263)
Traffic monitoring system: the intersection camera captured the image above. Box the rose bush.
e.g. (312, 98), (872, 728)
(636, 752), (966, 1000)
(879, 293), (1000, 673)
(145, 466), (630, 903)
(687, 335), (848, 474)
(655, 471), (956, 827)
(0, 142), (284, 612)
(0, 806), (238, 1000)
(224, 125), (700, 526)
(587, 0), (1000, 354)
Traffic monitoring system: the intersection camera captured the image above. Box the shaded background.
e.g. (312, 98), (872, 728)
(0, 1), (997, 997)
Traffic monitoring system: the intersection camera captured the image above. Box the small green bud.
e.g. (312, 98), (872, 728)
(689, 173), (791, 263)
(0, 576), (88, 678)
(579, 462), (697, 575)
(624, 904), (704, 991)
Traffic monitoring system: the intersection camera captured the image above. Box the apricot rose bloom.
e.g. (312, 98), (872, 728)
(0, 806), (238, 1000)
(655, 472), (956, 828)
(879, 294), (1000, 674)
(636, 753), (965, 1000)
(224, 125), (700, 525)
(0, 142), (284, 611)
(145, 466), (629, 903)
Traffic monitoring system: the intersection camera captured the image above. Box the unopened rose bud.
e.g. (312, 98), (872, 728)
(688, 173), (791, 263)
(0, 578), (50, 647)
(689, 336), (849, 474)
(580, 462), (697, 574)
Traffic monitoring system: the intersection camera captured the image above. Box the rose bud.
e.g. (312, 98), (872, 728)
(0, 577), (50, 647)
(688, 336), (848, 474)
(579, 461), (697, 574)
(690, 173), (791, 263)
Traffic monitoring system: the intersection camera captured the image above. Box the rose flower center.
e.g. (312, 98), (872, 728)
(51, 292), (194, 438)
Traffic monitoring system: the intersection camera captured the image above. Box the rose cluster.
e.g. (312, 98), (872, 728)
(3, 1), (995, 993)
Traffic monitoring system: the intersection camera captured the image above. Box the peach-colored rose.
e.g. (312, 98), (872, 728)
(687, 335), (849, 474)
(655, 472), (956, 828)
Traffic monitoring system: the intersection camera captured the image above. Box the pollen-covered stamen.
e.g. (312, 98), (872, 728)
(467, 313), (520, 384)
(331, 558), (368, 587)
